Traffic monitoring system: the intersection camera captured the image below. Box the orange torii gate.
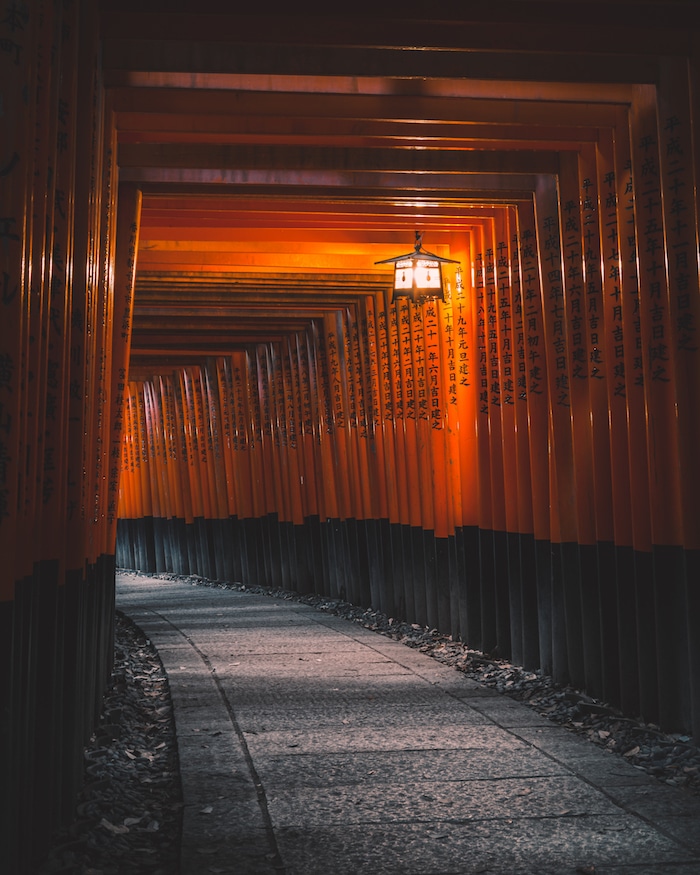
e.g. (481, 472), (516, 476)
(3, 4), (700, 872)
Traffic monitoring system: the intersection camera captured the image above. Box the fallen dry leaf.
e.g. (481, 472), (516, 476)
(100, 818), (129, 835)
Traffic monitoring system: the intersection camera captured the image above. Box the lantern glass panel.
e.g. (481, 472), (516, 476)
(414, 258), (442, 289)
(394, 258), (414, 290)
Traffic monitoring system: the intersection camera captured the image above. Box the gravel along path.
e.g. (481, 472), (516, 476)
(36, 611), (183, 875)
(38, 572), (700, 874)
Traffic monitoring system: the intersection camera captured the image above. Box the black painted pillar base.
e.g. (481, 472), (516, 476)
(242, 517), (262, 586)
(185, 521), (198, 576)
(344, 519), (361, 606)
(535, 539), (553, 676)
(635, 549), (659, 725)
(306, 515), (324, 596)
(549, 543), (569, 685)
(172, 517), (189, 575)
(153, 517), (167, 573)
(492, 531), (511, 659)
(397, 525), (414, 625)
(365, 519), (384, 612)
(2, 555), (117, 875)
(228, 516), (245, 584)
(409, 526), (427, 627)
(435, 535), (451, 634)
(597, 540), (620, 708)
(653, 544), (691, 732)
(462, 526), (481, 650)
(30, 560), (60, 864)
(0, 596), (17, 875)
(387, 521), (402, 620)
(579, 542), (604, 700)
(506, 531), (523, 665)
(446, 535), (459, 640)
(520, 534), (540, 670)
(686, 549), (700, 744)
(423, 529), (439, 630)
(141, 516), (156, 573)
(615, 544), (639, 718)
(478, 529), (497, 655)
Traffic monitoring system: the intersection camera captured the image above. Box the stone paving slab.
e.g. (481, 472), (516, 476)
(265, 774), (624, 827)
(460, 697), (557, 728)
(218, 674), (473, 708)
(592, 867), (700, 875)
(254, 748), (571, 787)
(273, 816), (696, 875)
(241, 723), (534, 757)
(604, 782), (700, 820)
(116, 573), (700, 875)
(508, 726), (658, 786)
(218, 652), (413, 677)
(232, 700), (496, 731)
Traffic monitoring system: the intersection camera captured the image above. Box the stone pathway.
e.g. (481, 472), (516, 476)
(116, 572), (700, 875)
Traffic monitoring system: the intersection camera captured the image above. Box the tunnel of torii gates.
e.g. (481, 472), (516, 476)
(2, 0), (700, 869)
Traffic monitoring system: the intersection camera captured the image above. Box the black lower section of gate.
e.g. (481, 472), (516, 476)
(1, 555), (116, 875)
(116, 516), (700, 740)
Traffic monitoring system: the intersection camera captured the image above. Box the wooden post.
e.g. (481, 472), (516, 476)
(0, 0), (33, 601)
(535, 173), (581, 686)
(106, 184), (141, 554)
(474, 222), (498, 654)
(657, 57), (700, 738)
(558, 150), (603, 697)
(515, 201), (552, 672)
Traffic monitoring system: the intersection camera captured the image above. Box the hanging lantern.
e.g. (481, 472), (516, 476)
(375, 231), (461, 303)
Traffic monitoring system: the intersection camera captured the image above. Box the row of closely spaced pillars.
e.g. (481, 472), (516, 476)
(118, 110), (700, 744)
(1, 2), (140, 871)
(3, 3), (700, 872)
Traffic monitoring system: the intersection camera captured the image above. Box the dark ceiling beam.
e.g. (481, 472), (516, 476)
(117, 131), (589, 155)
(134, 307), (334, 320)
(102, 41), (661, 86)
(118, 144), (560, 175)
(137, 230), (484, 246)
(138, 197), (517, 219)
(108, 88), (628, 127)
(99, 9), (694, 54)
(119, 171), (545, 196)
(129, 350), (276, 361)
(113, 113), (600, 145)
(134, 234), (469, 271)
(131, 327), (314, 342)
(134, 184), (535, 204)
(133, 272), (392, 297)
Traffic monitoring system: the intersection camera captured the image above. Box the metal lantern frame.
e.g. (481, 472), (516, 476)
(375, 231), (461, 303)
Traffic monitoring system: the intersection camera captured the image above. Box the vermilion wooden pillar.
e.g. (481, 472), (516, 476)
(108, 183), (142, 553)
(630, 85), (686, 730)
(535, 173), (581, 687)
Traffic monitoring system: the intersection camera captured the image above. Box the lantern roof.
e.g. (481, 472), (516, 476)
(375, 231), (460, 268)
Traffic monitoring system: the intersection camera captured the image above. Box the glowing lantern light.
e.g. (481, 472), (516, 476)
(375, 231), (461, 303)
